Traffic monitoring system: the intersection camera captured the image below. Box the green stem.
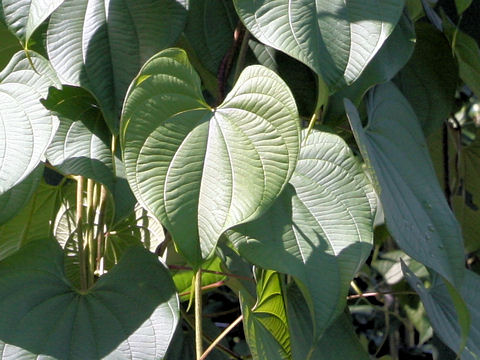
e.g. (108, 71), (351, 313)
(95, 184), (108, 276)
(168, 264), (253, 281)
(86, 179), (96, 287)
(195, 269), (203, 360)
(305, 75), (329, 138)
(199, 315), (243, 360)
(76, 176), (88, 292)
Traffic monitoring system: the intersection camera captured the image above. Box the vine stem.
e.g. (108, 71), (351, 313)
(199, 315), (243, 360)
(195, 269), (203, 360)
(75, 176), (88, 292)
(347, 290), (417, 300)
(168, 264), (253, 281)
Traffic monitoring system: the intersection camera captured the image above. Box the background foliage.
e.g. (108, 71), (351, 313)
(0, 0), (480, 359)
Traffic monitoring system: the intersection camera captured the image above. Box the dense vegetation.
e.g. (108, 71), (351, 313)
(0, 0), (479, 359)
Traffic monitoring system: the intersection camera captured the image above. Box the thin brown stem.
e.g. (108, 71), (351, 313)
(347, 291), (417, 300)
(180, 281), (225, 298)
(199, 315), (243, 360)
(76, 176), (88, 292)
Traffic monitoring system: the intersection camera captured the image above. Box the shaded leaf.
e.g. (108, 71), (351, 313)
(234, 0), (405, 91)
(47, 0), (187, 132)
(229, 129), (375, 341)
(0, 51), (60, 194)
(403, 264), (480, 359)
(0, 162), (43, 225)
(121, 48), (300, 268)
(0, 239), (179, 360)
(0, 22), (22, 70)
(0, 180), (61, 261)
(287, 284), (369, 360)
(395, 22), (458, 135)
(345, 82), (465, 288)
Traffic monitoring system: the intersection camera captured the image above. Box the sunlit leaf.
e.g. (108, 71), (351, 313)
(121, 48), (300, 268)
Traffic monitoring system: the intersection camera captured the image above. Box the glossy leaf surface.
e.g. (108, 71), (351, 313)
(122, 48), (300, 267)
(234, 0), (405, 90)
(0, 240), (179, 360)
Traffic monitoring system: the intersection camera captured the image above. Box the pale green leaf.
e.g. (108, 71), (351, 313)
(241, 270), (290, 360)
(121, 48), (300, 267)
(0, 239), (179, 360)
(394, 22), (458, 136)
(234, 0), (405, 90)
(345, 82), (465, 288)
(0, 163), (43, 224)
(46, 0), (187, 132)
(0, 0), (64, 44)
(403, 265), (480, 359)
(229, 129), (375, 340)
(0, 180), (61, 261)
(0, 50), (60, 194)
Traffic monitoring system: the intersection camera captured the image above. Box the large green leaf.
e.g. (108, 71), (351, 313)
(234, 0), (405, 91)
(46, 0), (187, 132)
(0, 180), (61, 261)
(241, 270), (290, 360)
(394, 22), (457, 136)
(287, 284), (369, 360)
(0, 0), (64, 45)
(345, 82), (465, 288)
(228, 129), (375, 341)
(121, 48), (300, 267)
(326, 13), (415, 124)
(0, 22), (22, 70)
(0, 162), (43, 224)
(0, 50), (60, 194)
(403, 265), (480, 359)
(0, 239), (179, 360)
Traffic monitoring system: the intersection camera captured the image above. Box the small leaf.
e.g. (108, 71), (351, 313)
(0, 0), (64, 44)
(229, 129), (375, 340)
(241, 270), (290, 360)
(0, 239), (179, 360)
(345, 82), (465, 288)
(456, 0), (473, 14)
(47, 0), (188, 132)
(234, 0), (405, 90)
(0, 51), (60, 194)
(121, 48), (300, 268)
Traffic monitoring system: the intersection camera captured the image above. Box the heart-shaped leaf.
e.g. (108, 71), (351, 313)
(0, 51), (60, 194)
(234, 0), (405, 91)
(345, 82), (465, 288)
(46, 0), (187, 132)
(121, 48), (300, 268)
(0, 239), (179, 360)
(0, 0), (64, 45)
(228, 129), (375, 340)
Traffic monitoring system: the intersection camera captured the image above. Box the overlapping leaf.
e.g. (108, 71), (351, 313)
(0, 50), (60, 194)
(229, 129), (375, 340)
(0, 0), (64, 45)
(234, 0), (405, 91)
(345, 82), (465, 288)
(121, 48), (300, 268)
(403, 265), (480, 359)
(0, 239), (179, 360)
(46, 0), (187, 132)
